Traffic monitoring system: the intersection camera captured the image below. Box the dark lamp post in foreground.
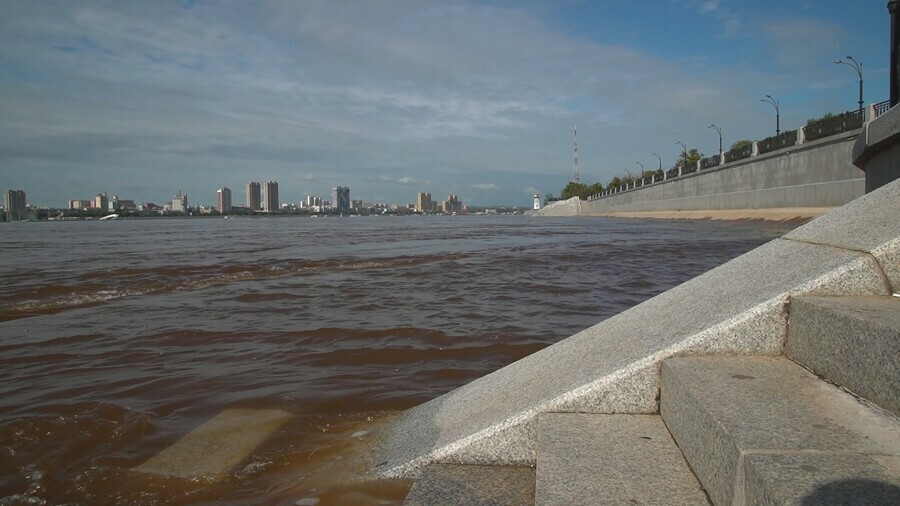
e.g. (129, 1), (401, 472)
(835, 56), (863, 117)
(890, 0), (900, 107)
(708, 124), (723, 159)
(761, 95), (780, 136)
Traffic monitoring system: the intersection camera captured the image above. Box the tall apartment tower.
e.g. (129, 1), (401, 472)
(94, 192), (109, 211)
(263, 181), (279, 212)
(442, 194), (462, 214)
(416, 192), (432, 213)
(246, 181), (261, 211)
(332, 186), (350, 213)
(4, 189), (26, 221)
(216, 187), (232, 213)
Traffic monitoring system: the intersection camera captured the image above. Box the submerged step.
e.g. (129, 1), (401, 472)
(661, 356), (900, 506)
(787, 296), (900, 416)
(134, 408), (290, 480)
(403, 464), (534, 506)
(536, 413), (708, 505)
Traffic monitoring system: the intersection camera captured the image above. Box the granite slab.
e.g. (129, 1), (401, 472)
(403, 464), (534, 506)
(787, 296), (900, 416)
(536, 414), (708, 505)
(134, 408), (290, 480)
(660, 356), (900, 506)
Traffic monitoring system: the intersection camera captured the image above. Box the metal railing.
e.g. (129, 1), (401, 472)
(804, 109), (864, 142)
(757, 130), (798, 155)
(874, 100), (891, 119)
(724, 143), (753, 163)
(700, 154), (720, 170)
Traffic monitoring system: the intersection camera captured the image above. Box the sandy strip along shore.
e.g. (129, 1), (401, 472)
(579, 207), (835, 222)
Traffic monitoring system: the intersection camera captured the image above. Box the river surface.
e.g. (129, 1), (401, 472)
(0, 215), (800, 505)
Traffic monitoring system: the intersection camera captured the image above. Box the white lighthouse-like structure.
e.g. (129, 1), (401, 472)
(533, 193), (541, 210)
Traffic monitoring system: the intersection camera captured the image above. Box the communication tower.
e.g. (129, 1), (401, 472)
(573, 125), (580, 183)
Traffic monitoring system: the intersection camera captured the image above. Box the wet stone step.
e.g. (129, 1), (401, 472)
(403, 463), (535, 506)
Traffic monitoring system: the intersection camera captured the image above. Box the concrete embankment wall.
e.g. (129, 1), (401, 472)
(583, 130), (864, 215)
(375, 180), (900, 479)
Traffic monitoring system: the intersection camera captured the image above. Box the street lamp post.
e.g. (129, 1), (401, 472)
(708, 124), (723, 161)
(675, 140), (688, 176)
(834, 56), (863, 118)
(652, 152), (662, 181)
(761, 95), (780, 136)
(891, 1), (900, 106)
(636, 161), (645, 184)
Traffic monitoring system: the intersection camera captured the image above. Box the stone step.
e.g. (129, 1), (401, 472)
(660, 356), (900, 506)
(786, 295), (900, 416)
(535, 413), (709, 505)
(133, 408), (290, 481)
(403, 464), (534, 506)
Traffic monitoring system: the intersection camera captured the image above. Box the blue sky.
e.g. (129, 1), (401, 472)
(0, 0), (891, 208)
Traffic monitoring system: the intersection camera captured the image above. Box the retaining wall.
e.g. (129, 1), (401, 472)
(584, 130), (864, 214)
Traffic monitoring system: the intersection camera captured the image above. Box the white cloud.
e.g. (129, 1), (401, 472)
(699, 1), (719, 14)
(0, 1), (868, 207)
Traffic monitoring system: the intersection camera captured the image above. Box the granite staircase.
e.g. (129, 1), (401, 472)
(402, 295), (900, 505)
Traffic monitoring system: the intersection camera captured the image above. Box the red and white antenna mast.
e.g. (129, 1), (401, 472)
(573, 125), (580, 183)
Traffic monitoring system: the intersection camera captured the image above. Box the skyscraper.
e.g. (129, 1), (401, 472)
(416, 192), (432, 213)
(94, 192), (109, 211)
(4, 189), (26, 221)
(246, 181), (261, 211)
(216, 187), (232, 213)
(442, 194), (462, 214)
(332, 186), (350, 213)
(263, 181), (279, 212)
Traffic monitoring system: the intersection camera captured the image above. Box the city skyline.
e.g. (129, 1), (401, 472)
(3, 182), (475, 216)
(1, 1), (891, 207)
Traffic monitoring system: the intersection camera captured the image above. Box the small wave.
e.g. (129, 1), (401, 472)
(0, 253), (469, 322)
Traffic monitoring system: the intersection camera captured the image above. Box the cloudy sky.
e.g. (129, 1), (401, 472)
(1, 0), (890, 208)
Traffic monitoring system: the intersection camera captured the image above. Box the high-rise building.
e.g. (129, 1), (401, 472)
(94, 192), (109, 211)
(303, 195), (322, 209)
(332, 186), (350, 213)
(69, 199), (91, 210)
(4, 190), (26, 221)
(216, 187), (232, 213)
(441, 194), (462, 214)
(170, 191), (188, 213)
(263, 181), (279, 212)
(112, 196), (136, 210)
(246, 181), (261, 211)
(416, 192), (432, 213)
